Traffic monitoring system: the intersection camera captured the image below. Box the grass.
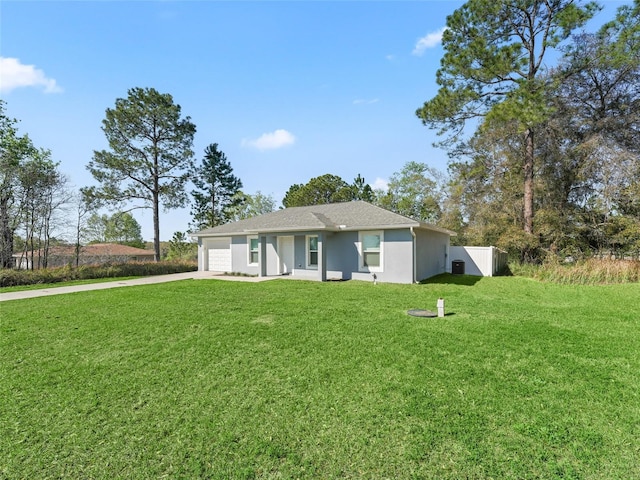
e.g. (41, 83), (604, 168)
(510, 258), (640, 284)
(1, 276), (639, 479)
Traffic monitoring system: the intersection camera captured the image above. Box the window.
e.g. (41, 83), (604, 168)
(248, 237), (259, 265)
(359, 231), (383, 272)
(307, 235), (318, 268)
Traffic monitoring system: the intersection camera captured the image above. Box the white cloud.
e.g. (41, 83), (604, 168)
(0, 57), (62, 94)
(372, 177), (389, 191)
(353, 98), (379, 105)
(242, 129), (296, 151)
(412, 27), (447, 56)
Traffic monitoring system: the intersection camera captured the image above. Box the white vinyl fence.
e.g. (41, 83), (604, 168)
(448, 246), (508, 276)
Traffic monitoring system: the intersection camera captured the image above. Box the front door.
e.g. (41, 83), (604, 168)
(278, 236), (295, 275)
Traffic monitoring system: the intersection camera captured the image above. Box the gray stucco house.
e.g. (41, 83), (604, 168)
(191, 201), (456, 284)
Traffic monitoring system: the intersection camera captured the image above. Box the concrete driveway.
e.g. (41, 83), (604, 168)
(0, 271), (274, 302)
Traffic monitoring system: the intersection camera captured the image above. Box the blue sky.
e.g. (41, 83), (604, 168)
(1, 0), (627, 241)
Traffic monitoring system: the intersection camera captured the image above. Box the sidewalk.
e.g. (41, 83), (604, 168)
(0, 271), (273, 302)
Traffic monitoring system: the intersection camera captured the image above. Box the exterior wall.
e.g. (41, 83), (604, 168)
(291, 229), (414, 283)
(415, 229), (450, 281)
(197, 237), (214, 271)
(197, 238), (204, 270)
(325, 231), (358, 280)
(264, 236), (279, 276)
(371, 229), (414, 284)
(448, 246), (508, 276)
(196, 228), (453, 284)
(231, 236), (260, 276)
(293, 234), (309, 275)
(291, 232), (325, 280)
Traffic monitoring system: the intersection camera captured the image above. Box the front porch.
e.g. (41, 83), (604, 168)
(257, 232), (329, 282)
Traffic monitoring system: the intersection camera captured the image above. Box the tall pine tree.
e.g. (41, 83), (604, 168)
(190, 143), (242, 230)
(84, 87), (196, 261)
(416, 0), (598, 260)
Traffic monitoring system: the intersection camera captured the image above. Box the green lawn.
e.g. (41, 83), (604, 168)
(1, 276), (639, 479)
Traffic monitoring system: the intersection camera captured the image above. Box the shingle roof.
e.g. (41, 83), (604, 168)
(78, 243), (155, 256)
(193, 201), (455, 236)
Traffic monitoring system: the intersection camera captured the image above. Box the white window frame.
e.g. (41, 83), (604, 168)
(358, 230), (383, 272)
(248, 236), (259, 266)
(306, 235), (318, 269)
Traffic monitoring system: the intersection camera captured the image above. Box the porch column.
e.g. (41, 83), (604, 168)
(318, 232), (327, 281)
(259, 235), (267, 277)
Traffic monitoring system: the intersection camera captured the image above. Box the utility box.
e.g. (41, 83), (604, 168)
(452, 260), (465, 275)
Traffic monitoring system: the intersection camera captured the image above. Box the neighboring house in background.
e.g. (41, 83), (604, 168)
(13, 243), (155, 269)
(191, 201), (456, 284)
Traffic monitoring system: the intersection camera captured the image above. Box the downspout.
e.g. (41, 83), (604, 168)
(411, 227), (417, 283)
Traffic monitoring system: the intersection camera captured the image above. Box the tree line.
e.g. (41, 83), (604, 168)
(0, 92), (273, 269)
(1, 0), (637, 269)
(417, 0), (639, 260)
(1, 107), (69, 270)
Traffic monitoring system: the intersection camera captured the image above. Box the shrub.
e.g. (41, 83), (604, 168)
(513, 258), (640, 285)
(0, 261), (197, 287)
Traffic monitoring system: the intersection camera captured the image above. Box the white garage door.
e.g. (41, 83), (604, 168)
(207, 237), (232, 272)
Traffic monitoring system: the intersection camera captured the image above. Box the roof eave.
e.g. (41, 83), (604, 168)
(244, 226), (338, 234)
(333, 222), (419, 231)
(191, 222), (457, 237)
(191, 226), (337, 238)
(416, 223), (457, 236)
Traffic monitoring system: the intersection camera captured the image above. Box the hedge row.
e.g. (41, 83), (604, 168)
(0, 262), (198, 288)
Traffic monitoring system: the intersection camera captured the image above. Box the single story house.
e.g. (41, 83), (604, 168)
(13, 243), (155, 269)
(191, 201), (456, 284)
